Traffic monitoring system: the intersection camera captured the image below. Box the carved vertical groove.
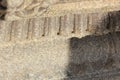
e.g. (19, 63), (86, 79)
(27, 19), (34, 39)
(80, 14), (89, 36)
(49, 17), (60, 36)
(74, 14), (81, 34)
(44, 17), (50, 36)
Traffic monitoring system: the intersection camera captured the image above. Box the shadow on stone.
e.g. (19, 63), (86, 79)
(104, 11), (120, 32)
(64, 10), (120, 80)
(64, 32), (120, 80)
(0, 0), (7, 20)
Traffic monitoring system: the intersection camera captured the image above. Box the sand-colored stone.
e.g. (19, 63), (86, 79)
(0, 0), (120, 80)
(0, 0), (120, 20)
(0, 32), (120, 80)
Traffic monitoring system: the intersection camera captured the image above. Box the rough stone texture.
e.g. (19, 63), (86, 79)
(0, 0), (120, 80)
(0, 37), (69, 80)
(0, 32), (119, 80)
(0, 11), (120, 44)
(65, 32), (120, 80)
(1, 0), (120, 20)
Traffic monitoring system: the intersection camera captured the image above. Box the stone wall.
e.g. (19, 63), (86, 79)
(0, 0), (120, 80)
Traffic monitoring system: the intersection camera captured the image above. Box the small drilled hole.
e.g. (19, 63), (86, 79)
(42, 34), (45, 37)
(57, 32), (60, 35)
(71, 31), (75, 33)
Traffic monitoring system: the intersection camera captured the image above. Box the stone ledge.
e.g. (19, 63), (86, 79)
(0, 11), (120, 44)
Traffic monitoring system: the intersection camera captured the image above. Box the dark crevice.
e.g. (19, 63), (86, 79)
(0, 0), (7, 20)
(43, 17), (48, 37)
(58, 16), (62, 35)
(73, 14), (77, 33)
(65, 32), (120, 80)
(106, 13), (111, 30)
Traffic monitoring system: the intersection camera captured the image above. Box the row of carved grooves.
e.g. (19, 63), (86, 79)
(0, 0), (7, 20)
(5, 12), (120, 42)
